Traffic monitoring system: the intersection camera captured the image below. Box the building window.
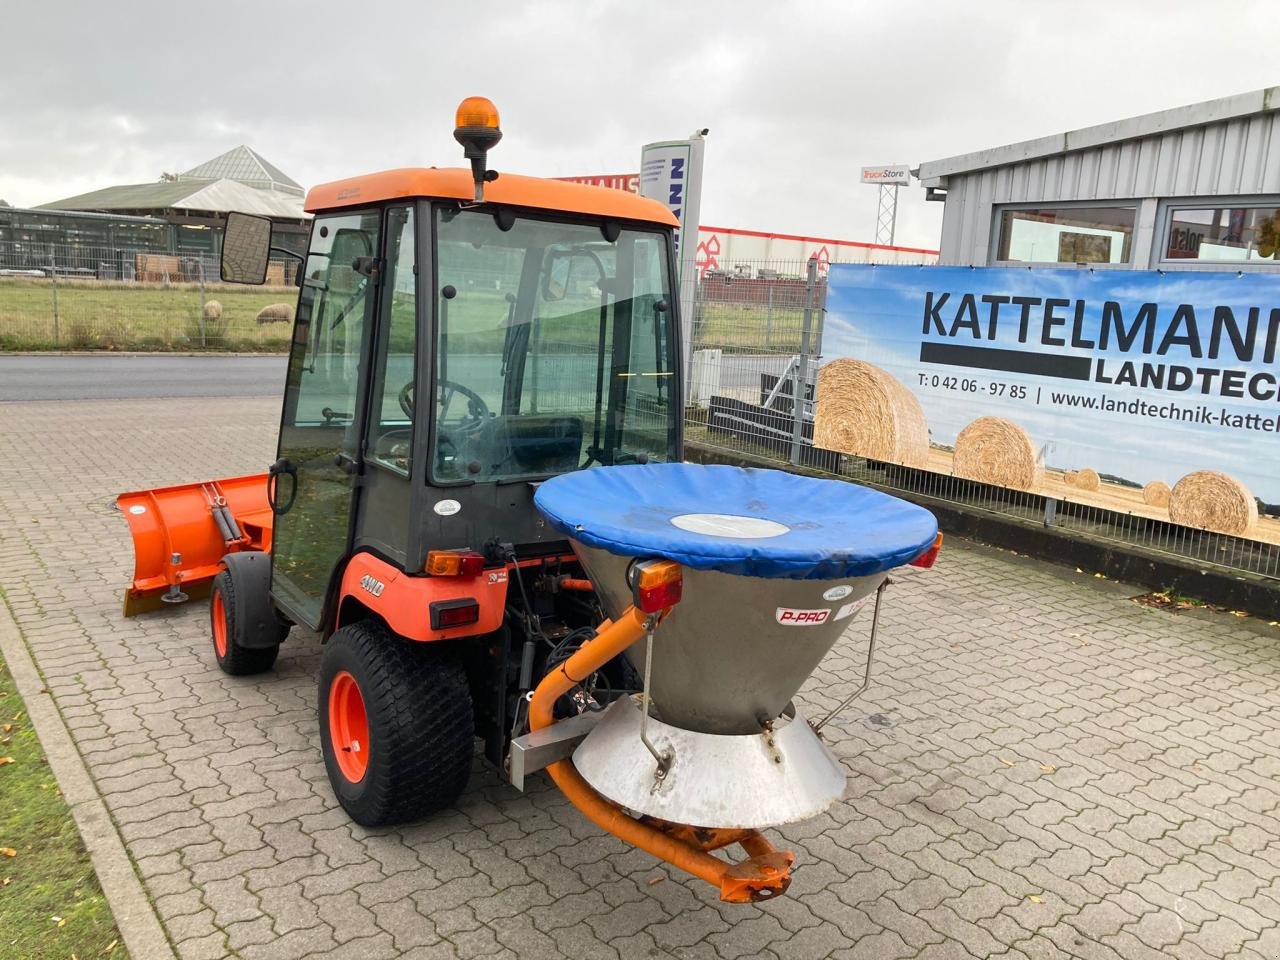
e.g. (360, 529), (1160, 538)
(996, 206), (1135, 265)
(1163, 204), (1280, 262)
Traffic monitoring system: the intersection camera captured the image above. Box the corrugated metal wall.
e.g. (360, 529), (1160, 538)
(937, 110), (1280, 269)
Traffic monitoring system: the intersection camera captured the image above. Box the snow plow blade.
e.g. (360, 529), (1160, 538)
(116, 474), (274, 617)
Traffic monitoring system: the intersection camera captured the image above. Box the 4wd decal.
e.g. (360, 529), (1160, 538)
(359, 574), (386, 598)
(775, 607), (830, 626)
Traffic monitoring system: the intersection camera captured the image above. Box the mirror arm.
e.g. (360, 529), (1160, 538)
(269, 246), (304, 264)
(269, 247), (305, 286)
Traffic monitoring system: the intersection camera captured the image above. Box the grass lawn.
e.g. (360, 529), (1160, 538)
(691, 300), (809, 354)
(0, 277), (295, 352)
(0, 278), (813, 356)
(0, 645), (125, 960)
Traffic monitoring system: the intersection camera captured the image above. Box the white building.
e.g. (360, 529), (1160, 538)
(918, 86), (1280, 273)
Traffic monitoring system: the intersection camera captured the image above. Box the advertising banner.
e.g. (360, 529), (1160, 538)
(820, 264), (1280, 543)
(553, 173), (639, 192)
(640, 136), (706, 384)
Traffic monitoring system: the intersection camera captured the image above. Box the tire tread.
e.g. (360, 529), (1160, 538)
(212, 569), (280, 675)
(320, 620), (473, 826)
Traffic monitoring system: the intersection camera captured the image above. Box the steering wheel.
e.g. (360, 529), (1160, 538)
(398, 379), (491, 434)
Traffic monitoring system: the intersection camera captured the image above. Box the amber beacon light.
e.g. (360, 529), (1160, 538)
(453, 96), (503, 202)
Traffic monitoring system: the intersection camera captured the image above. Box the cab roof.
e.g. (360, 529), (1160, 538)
(305, 168), (679, 227)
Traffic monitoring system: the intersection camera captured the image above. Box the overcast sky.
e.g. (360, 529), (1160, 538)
(2, 2), (1277, 249)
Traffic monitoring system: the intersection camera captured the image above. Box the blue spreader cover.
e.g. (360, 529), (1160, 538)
(534, 464), (939, 580)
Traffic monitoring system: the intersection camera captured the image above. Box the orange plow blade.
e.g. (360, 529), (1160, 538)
(116, 474), (273, 617)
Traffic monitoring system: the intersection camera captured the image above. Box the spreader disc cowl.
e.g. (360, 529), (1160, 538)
(572, 695), (846, 830)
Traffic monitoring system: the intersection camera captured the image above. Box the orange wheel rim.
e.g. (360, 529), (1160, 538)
(328, 671), (370, 783)
(211, 591), (228, 658)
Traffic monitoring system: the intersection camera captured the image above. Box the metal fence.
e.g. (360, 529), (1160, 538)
(0, 241), (298, 351)
(685, 257), (1280, 582)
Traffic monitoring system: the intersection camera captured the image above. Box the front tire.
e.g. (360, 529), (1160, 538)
(319, 620), (474, 827)
(210, 568), (285, 675)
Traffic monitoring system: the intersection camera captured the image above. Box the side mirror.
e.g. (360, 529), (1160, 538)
(221, 212), (272, 284)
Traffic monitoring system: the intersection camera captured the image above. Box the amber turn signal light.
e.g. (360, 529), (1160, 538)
(629, 558), (683, 613)
(909, 533), (944, 569)
(425, 550), (485, 577)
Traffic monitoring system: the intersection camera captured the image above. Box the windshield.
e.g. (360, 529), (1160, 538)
(431, 207), (677, 482)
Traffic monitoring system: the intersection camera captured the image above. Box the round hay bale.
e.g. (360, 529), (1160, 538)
(1142, 480), (1171, 508)
(1169, 470), (1257, 536)
(201, 299), (223, 321)
(256, 302), (295, 325)
(1064, 467), (1100, 492)
(952, 416), (1043, 491)
(812, 359), (929, 468)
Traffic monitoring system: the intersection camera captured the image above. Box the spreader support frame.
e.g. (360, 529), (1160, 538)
(527, 603), (795, 903)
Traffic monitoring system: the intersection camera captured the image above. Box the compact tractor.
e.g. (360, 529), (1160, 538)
(118, 98), (942, 902)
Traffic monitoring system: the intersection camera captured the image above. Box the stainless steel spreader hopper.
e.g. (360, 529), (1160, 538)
(527, 463), (940, 902)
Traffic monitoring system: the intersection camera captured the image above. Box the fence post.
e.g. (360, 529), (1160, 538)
(49, 253), (60, 346)
(198, 261), (207, 348)
(813, 274), (827, 359)
(765, 286), (773, 349)
(1043, 498), (1057, 528)
(789, 256), (818, 466)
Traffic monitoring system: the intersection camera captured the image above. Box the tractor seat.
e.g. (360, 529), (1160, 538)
(469, 414), (584, 477)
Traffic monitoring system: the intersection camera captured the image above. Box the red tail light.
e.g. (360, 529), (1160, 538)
(910, 533), (944, 569)
(629, 559), (683, 613)
(430, 598), (480, 629)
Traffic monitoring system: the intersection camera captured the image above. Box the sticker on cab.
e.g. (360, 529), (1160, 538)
(776, 607), (831, 626)
(433, 499), (462, 517)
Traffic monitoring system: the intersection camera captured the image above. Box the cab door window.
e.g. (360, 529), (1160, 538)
(366, 206), (417, 474)
(271, 208), (381, 626)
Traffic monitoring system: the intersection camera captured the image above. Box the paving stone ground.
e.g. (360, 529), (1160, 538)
(2, 395), (1280, 960)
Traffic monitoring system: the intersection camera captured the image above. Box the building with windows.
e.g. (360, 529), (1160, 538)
(917, 86), (1280, 273)
(1, 146), (309, 277)
(0, 207), (173, 275)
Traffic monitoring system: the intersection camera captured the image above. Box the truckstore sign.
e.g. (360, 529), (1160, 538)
(820, 264), (1280, 544)
(859, 164), (912, 185)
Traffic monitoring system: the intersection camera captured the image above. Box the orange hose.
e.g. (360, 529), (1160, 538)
(528, 607), (735, 889)
(557, 577), (595, 592)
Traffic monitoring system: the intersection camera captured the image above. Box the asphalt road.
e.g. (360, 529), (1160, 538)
(0, 355), (289, 401)
(0, 352), (789, 402)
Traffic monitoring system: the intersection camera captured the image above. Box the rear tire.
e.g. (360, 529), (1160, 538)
(319, 620), (474, 827)
(210, 568), (285, 675)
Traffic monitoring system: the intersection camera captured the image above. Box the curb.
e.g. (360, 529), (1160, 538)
(0, 596), (177, 960)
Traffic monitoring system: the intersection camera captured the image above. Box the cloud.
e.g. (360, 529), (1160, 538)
(1, 1), (1277, 253)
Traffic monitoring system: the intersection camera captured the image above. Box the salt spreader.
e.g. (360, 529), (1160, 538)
(115, 97), (943, 902)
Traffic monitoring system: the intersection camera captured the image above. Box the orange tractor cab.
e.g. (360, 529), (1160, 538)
(117, 99), (943, 903)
